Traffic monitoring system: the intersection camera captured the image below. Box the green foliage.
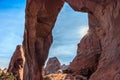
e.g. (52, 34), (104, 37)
(0, 72), (16, 80)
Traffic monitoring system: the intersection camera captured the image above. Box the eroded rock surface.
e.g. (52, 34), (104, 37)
(66, 0), (120, 80)
(8, 45), (25, 80)
(23, 0), (64, 80)
(8, 0), (119, 80)
(45, 57), (61, 75)
(69, 33), (101, 79)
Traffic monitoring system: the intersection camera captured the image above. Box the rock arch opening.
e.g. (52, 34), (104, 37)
(23, 0), (102, 79)
(9, 0), (119, 80)
(45, 2), (89, 73)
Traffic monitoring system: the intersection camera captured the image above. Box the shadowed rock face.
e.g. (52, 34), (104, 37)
(9, 0), (119, 80)
(45, 57), (61, 75)
(66, 0), (120, 80)
(69, 33), (101, 79)
(8, 45), (25, 80)
(23, 0), (64, 80)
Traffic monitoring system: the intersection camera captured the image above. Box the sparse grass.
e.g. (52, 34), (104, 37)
(44, 73), (67, 80)
(44, 76), (51, 80)
(0, 71), (16, 80)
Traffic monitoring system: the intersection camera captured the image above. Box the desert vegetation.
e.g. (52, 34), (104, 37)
(0, 69), (16, 80)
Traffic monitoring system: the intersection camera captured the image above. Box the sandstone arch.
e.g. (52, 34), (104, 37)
(22, 0), (120, 80)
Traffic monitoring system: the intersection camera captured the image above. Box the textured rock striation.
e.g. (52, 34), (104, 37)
(8, 45), (25, 80)
(8, 0), (119, 80)
(66, 0), (120, 80)
(69, 33), (101, 79)
(23, 0), (64, 80)
(44, 57), (61, 75)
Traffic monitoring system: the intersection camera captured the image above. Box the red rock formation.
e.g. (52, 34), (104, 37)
(8, 45), (25, 80)
(45, 57), (61, 75)
(23, 0), (64, 80)
(69, 33), (101, 79)
(66, 0), (120, 80)
(3, 68), (8, 74)
(14, 0), (120, 79)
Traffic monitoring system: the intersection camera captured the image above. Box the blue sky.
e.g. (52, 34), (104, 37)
(0, 0), (88, 69)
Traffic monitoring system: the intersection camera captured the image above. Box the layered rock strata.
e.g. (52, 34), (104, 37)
(66, 0), (120, 80)
(9, 0), (120, 80)
(23, 0), (64, 79)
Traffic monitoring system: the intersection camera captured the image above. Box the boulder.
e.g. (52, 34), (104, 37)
(3, 68), (7, 74)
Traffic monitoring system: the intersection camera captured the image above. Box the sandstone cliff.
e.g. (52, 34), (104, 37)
(22, 0), (64, 80)
(69, 33), (101, 79)
(8, 0), (120, 80)
(8, 45), (25, 80)
(66, 0), (120, 80)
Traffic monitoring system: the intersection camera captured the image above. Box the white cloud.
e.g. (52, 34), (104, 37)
(78, 25), (89, 37)
(49, 44), (77, 57)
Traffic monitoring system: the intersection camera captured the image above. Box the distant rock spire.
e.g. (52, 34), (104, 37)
(44, 57), (61, 75)
(8, 45), (25, 80)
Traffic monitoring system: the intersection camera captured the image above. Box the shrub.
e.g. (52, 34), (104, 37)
(44, 76), (51, 80)
(0, 72), (16, 80)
